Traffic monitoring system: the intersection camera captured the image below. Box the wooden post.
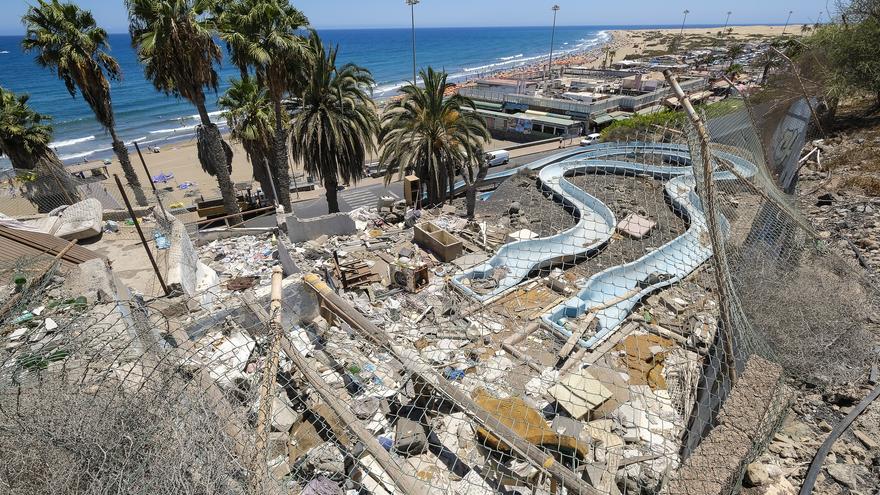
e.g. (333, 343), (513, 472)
(302, 273), (601, 495)
(113, 174), (170, 296)
(242, 285), (428, 495)
(663, 70), (738, 384)
(249, 267), (284, 494)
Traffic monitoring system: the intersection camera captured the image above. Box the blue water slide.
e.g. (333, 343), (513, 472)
(450, 142), (757, 350)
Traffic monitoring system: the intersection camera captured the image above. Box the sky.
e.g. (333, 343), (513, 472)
(1, 0), (834, 35)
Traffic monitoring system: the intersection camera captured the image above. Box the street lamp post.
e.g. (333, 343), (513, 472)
(406, 0), (419, 85)
(547, 5), (560, 82)
(723, 11), (732, 37)
(679, 9), (690, 38)
(782, 10), (793, 34)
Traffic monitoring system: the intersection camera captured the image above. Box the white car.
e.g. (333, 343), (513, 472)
(485, 150), (510, 167)
(580, 133), (602, 146)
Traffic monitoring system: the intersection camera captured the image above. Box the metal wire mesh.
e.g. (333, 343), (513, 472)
(1, 65), (878, 495)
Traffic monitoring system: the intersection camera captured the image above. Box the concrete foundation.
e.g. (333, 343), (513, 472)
(667, 356), (793, 495)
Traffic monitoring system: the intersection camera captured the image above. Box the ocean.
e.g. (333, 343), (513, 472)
(0, 25), (623, 169)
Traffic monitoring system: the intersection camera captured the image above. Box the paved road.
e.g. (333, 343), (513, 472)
(292, 181), (404, 219)
(288, 143), (579, 218)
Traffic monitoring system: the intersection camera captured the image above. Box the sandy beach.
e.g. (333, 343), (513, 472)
(1, 25), (795, 219)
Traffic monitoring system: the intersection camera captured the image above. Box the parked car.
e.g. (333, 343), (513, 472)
(580, 133), (602, 146)
(485, 150), (510, 167)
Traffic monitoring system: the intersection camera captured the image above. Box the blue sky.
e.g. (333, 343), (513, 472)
(2, 0), (832, 34)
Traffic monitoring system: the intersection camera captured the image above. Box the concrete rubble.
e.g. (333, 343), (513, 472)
(5, 130), (876, 495)
(162, 199), (740, 494)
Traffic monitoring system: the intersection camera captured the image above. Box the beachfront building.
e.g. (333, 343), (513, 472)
(474, 107), (583, 141)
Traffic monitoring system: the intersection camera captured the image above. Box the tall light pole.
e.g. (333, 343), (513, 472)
(406, 0), (419, 85)
(782, 10), (793, 34)
(679, 9), (690, 38)
(723, 11), (732, 37)
(547, 5), (560, 82)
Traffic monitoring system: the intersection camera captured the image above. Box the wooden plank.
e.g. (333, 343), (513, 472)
(241, 291), (427, 495)
(302, 274), (602, 495)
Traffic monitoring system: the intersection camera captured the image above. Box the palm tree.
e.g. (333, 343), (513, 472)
(126, 0), (241, 222)
(216, 0), (308, 212)
(380, 67), (489, 208)
(22, 0), (147, 206)
(219, 77), (276, 202)
(289, 33), (378, 214)
(727, 42), (745, 71)
(0, 87), (81, 210)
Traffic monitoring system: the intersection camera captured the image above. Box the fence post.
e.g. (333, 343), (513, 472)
(663, 70), (738, 384)
(249, 267), (284, 494)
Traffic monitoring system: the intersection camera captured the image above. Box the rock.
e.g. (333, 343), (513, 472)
(507, 201), (521, 215)
(853, 430), (878, 450)
(826, 463), (858, 489)
(744, 462), (770, 487)
(394, 417), (428, 456)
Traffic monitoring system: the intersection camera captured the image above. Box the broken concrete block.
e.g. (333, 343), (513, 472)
(394, 417), (428, 455)
(616, 213), (656, 239)
(267, 456), (291, 480)
(548, 368), (613, 420)
(69, 258), (116, 304)
(551, 415), (585, 438)
(286, 213), (356, 243)
(271, 396), (299, 433)
(659, 293), (689, 315)
(302, 475), (343, 495)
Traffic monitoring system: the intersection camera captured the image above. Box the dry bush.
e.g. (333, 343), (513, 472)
(841, 175), (880, 196)
(728, 243), (878, 386)
(0, 367), (257, 495)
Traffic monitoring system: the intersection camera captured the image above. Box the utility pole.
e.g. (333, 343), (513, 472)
(680, 9), (690, 38)
(723, 11), (732, 37)
(782, 10), (793, 34)
(547, 5), (560, 82)
(406, 0), (419, 85)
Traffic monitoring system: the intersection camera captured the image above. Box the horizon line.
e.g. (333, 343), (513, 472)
(0, 22), (793, 37)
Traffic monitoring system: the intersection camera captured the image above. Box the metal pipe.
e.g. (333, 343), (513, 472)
(113, 174), (170, 296)
(133, 141), (158, 194)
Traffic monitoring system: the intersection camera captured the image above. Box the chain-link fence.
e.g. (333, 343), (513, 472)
(1, 63), (879, 495)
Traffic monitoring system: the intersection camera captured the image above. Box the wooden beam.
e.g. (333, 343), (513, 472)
(241, 286), (428, 495)
(302, 273), (601, 495)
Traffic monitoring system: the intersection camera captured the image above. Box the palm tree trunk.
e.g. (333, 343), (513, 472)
(273, 99), (292, 212)
(196, 101), (242, 224)
(465, 184), (477, 219)
(109, 127), (147, 207)
(324, 177), (340, 214)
